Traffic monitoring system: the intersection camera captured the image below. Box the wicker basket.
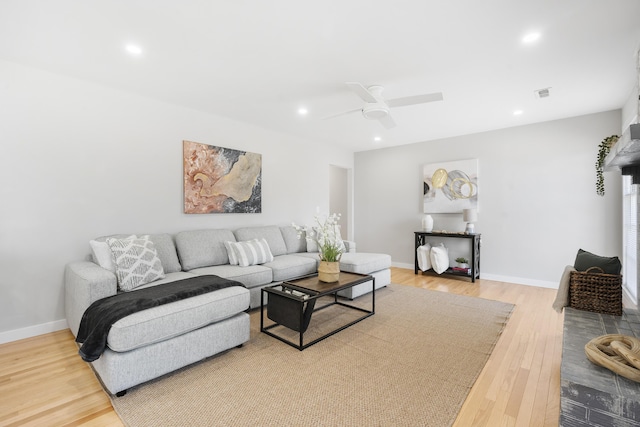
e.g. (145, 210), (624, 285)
(569, 266), (622, 316)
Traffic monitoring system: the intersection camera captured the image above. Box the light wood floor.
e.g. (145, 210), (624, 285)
(0, 267), (564, 426)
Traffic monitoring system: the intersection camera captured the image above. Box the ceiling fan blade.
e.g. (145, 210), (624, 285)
(378, 114), (396, 129)
(345, 82), (378, 103)
(387, 92), (443, 108)
(322, 107), (361, 120)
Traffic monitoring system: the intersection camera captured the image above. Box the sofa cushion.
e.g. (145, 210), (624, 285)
(263, 254), (317, 282)
(148, 234), (182, 274)
(135, 271), (197, 289)
(188, 265), (273, 289)
(230, 238), (274, 266)
(339, 252), (392, 275)
(304, 226), (319, 252)
(290, 252), (320, 266)
(106, 282), (250, 352)
(234, 226), (287, 256)
(107, 235), (166, 291)
(175, 229), (236, 270)
(281, 226), (307, 254)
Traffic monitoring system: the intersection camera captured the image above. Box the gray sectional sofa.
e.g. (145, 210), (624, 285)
(65, 225), (391, 394)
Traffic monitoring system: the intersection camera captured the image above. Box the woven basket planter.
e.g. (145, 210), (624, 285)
(569, 266), (622, 316)
(318, 261), (340, 283)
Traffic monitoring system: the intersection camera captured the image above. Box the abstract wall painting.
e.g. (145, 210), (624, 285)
(423, 159), (478, 213)
(183, 140), (262, 214)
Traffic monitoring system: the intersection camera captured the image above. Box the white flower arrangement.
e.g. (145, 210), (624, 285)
(293, 212), (344, 262)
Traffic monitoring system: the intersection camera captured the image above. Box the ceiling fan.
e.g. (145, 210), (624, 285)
(325, 82), (444, 129)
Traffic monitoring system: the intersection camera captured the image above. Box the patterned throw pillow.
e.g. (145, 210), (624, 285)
(230, 238), (274, 267)
(106, 235), (165, 291)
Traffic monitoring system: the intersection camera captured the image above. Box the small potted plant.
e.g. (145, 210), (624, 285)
(293, 212), (344, 282)
(455, 257), (469, 269)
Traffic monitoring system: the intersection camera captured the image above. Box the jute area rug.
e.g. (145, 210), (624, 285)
(110, 284), (513, 427)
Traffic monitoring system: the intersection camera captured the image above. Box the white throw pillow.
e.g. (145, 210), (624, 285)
(224, 241), (239, 265)
(430, 243), (449, 274)
(231, 238), (274, 267)
(417, 243), (432, 272)
(90, 234), (136, 273)
(106, 235), (165, 291)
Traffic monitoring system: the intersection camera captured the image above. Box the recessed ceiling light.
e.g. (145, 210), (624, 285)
(297, 107), (308, 116)
(125, 44), (142, 55)
(374, 136), (382, 142)
(522, 32), (541, 44)
(513, 110), (523, 116)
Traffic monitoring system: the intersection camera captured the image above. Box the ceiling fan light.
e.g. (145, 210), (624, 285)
(362, 103), (389, 120)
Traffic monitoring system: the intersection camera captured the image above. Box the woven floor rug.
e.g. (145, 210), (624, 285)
(110, 284), (513, 427)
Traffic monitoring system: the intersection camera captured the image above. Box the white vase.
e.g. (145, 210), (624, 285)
(422, 215), (433, 232)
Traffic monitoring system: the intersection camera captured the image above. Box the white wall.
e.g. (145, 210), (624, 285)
(0, 60), (353, 342)
(330, 165), (350, 240)
(0, 58), (624, 343)
(354, 110), (623, 287)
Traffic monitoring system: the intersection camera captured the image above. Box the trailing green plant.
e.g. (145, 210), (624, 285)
(455, 257), (468, 264)
(595, 135), (619, 196)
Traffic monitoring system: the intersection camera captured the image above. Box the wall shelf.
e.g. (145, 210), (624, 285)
(604, 123), (640, 171)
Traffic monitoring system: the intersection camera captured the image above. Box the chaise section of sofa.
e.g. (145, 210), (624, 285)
(65, 232), (251, 395)
(90, 312), (249, 394)
(338, 252), (392, 298)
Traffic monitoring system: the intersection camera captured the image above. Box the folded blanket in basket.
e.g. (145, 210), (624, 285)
(552, 265), (575, 313)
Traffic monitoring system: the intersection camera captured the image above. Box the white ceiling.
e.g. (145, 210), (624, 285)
(1, 0), (639, 152)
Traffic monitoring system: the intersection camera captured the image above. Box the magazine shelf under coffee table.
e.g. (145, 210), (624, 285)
(260, 272), (375, 350)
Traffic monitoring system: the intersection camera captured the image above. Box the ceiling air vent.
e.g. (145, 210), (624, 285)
(535, 87), (551, 98)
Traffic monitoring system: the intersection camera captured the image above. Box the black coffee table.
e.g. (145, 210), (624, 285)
(260, 272), (375, 350)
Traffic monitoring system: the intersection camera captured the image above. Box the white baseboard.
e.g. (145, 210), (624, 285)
(0, 319), (69, 345)
(479, 274), (557, 289)
(391, 262), (558, 289)
(393, 262), (415, 270)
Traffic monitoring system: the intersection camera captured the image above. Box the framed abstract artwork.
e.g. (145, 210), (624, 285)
(183, 140), (262, 214)
(423, 159), (478, 213)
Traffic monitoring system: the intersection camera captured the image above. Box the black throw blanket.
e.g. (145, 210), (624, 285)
(76, 275), (246, 362)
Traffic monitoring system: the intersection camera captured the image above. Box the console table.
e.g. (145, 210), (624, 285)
(414, 232), (481, 282)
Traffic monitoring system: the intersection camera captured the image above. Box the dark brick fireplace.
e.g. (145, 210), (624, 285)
(561, 307), (640, 426)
